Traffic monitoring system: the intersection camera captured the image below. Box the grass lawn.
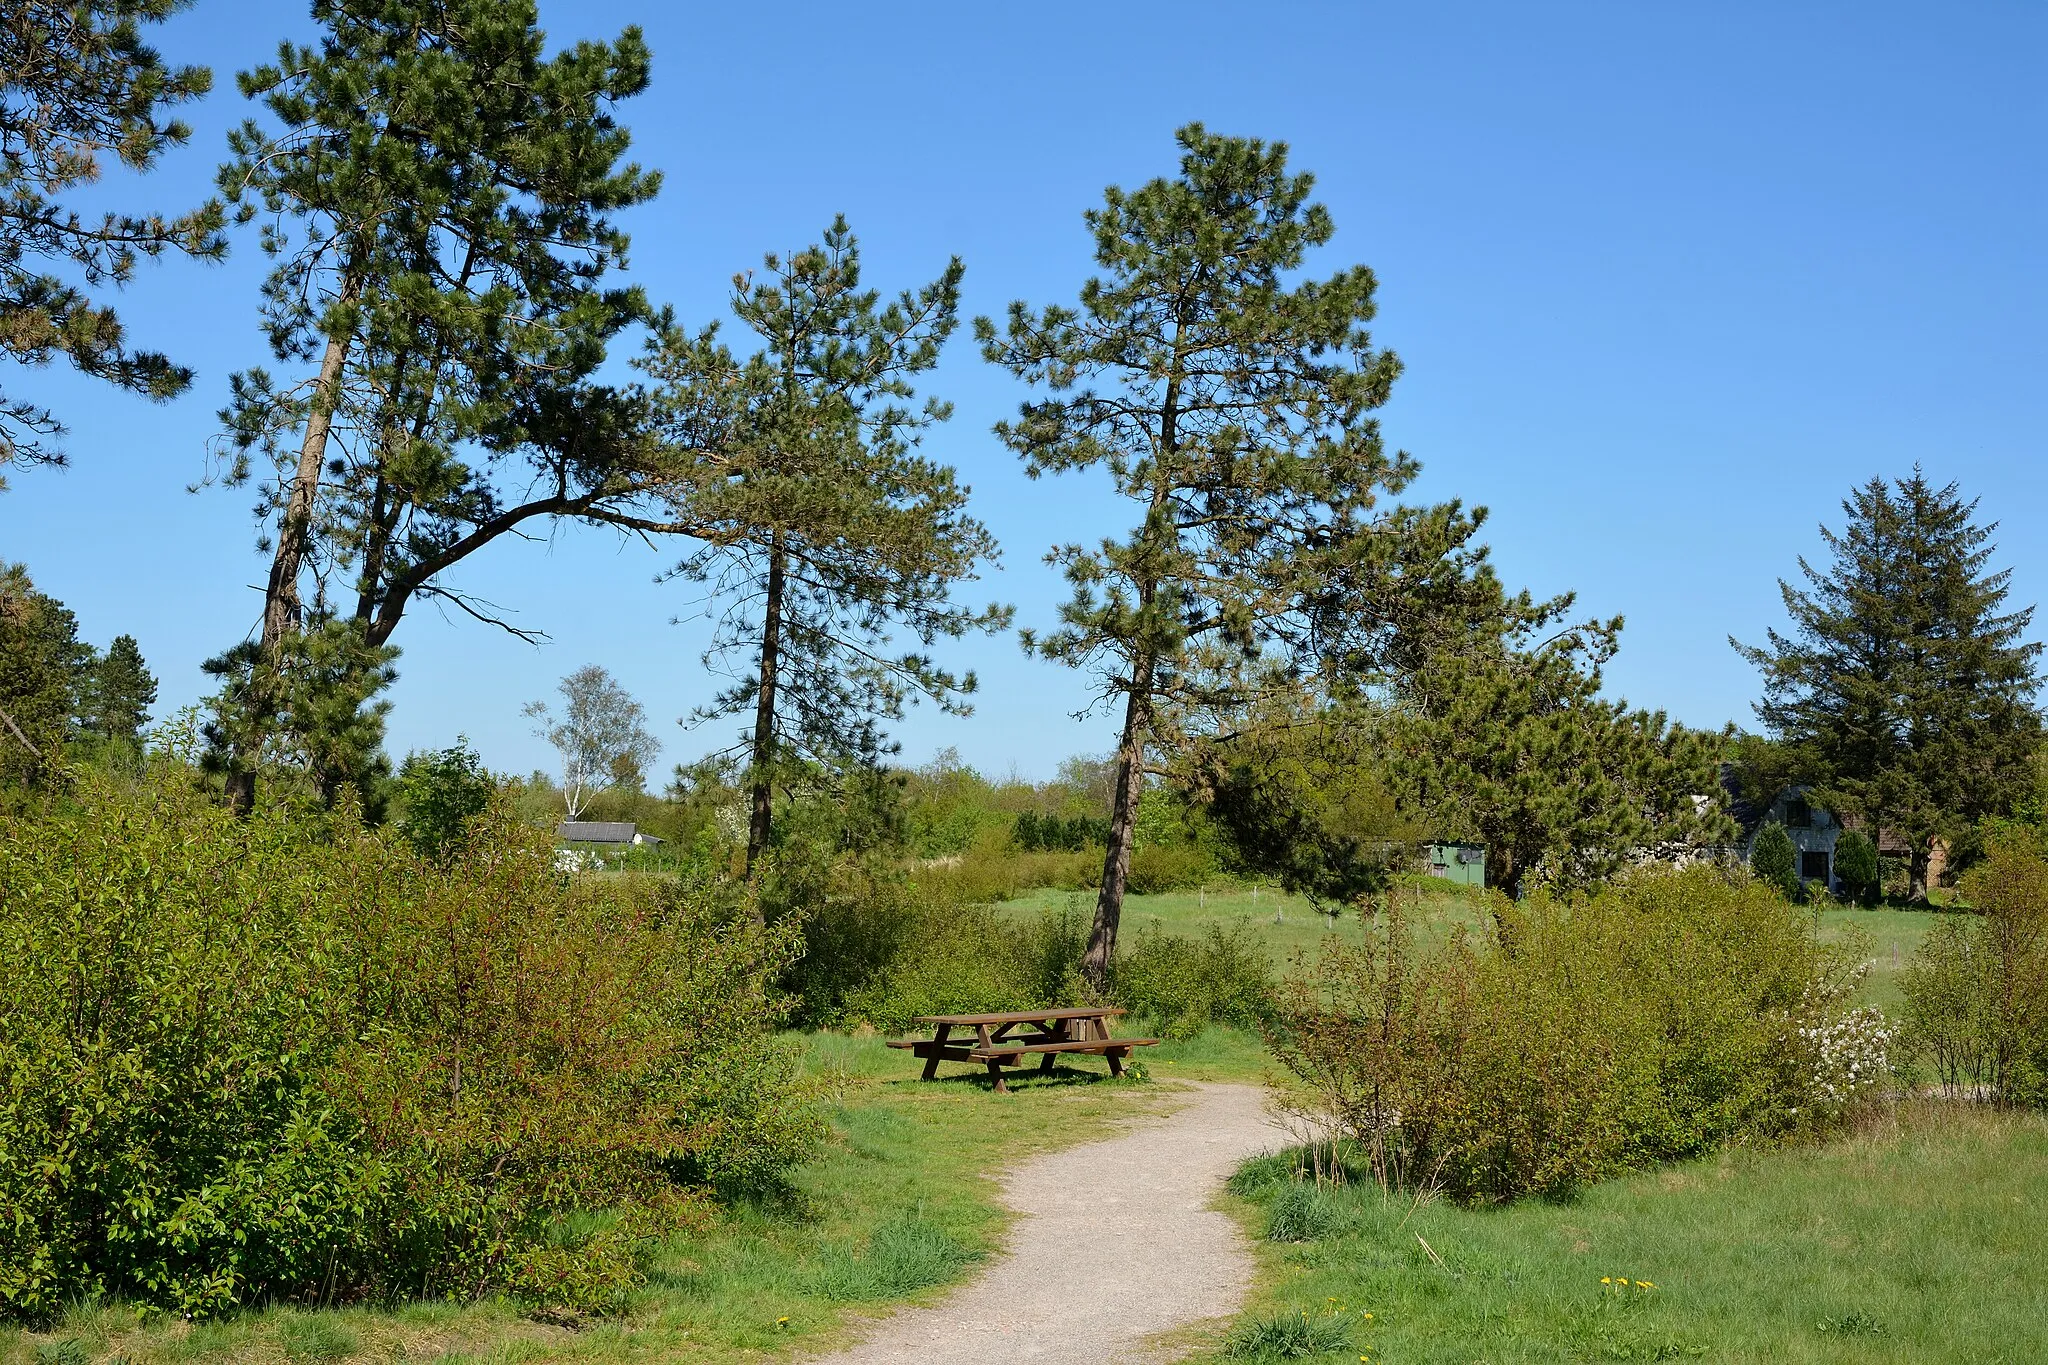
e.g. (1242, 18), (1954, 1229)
(1004, 881), (1947, 1012)
(1204, 1101), (2048, 1364)
(0, 1030), (1261, 1365)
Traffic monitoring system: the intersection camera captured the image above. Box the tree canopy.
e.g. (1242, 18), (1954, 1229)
(1735, 470), (2042, 899)
(979, 124), (1500, 986)
(0, 0), (225, 482)
(642, 218), (1008, 874)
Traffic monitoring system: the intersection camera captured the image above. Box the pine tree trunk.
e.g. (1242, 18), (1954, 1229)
(745, 538), (786, 879)
(1083, 655), (1154, 994)
(234, 305), (355, 817)
(1908, 838), (1931, 904)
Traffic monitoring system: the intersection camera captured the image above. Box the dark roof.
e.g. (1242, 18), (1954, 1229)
(1717, 764), (1767, 835)
(558, 821), (636, 844)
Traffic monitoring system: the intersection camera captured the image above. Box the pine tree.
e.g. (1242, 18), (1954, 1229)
(208, 0), (682, 812)
(642, 219), (1008, 875)
(978, 125), (1500, 988)
(1734, 470), (2042, 900)
(0, 0), (226, 482)
(86, 632), (155, 744)
(1393, 613), (1732, 898)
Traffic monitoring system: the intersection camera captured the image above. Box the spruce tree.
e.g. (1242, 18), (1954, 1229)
(979, 125), (1496, 988)
(1734, 471), (2042, 900)
(642, 219), (1008, 874)
(208, 0), (678, 811)
(0, 0), (226, 482)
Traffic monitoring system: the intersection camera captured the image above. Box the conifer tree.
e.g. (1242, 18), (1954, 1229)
(0, 563), (85, 784)
(643, 219), (1008, 874)
(85, 632), (155, 744)
(1734, 471), (2042, 900)
(0, 0), (226, 482)
(208, 0), (681, 812)
(1749, 821), (1799, 900)
(1396, 616), (1732, 898)
(979, 125), (1498, 988)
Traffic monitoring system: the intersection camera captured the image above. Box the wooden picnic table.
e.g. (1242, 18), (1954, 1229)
(886, 1006), (1158, 1093)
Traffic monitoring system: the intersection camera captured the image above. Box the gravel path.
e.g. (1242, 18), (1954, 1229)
(805, 1080), (1283, 1365)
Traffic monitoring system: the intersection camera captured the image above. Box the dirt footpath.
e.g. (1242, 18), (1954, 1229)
(804, 1080), (1283, 1365)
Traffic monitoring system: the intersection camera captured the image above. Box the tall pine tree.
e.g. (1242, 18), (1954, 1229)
(85, 632), (155, 744)
(1735, 470), (2042, 900)
(979, 125), (1496, 988)
(208, 0), (679, 812)
(0, 0), (225, 482)
(643, 219), (1008, 875)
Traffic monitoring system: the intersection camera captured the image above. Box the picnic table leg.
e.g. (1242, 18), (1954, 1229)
(1106, 1045), (1127, 1077)
(977, 1023), (1009, 1094)
(920, 1023), (951, 1081)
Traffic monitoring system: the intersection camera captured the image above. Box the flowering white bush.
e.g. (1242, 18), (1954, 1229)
(1797, 1004), (1896, 1108)
(553, 847), (603, 874)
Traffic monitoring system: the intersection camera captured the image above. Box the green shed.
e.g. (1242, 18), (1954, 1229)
(1425, 842), (1486, 888)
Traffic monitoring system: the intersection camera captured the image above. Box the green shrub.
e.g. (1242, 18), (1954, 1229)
(391, 740), (494, 859)
(1125, 841), (1215, 894)
(1110, 920), (1272, 1038)
(0, 768), (819, 1323)
(1750, 821), (1800, 899)
(1835, 828), (1881, 905)
(1267, 867), (1889, 1203)
(1902, 835), (2048, 1107)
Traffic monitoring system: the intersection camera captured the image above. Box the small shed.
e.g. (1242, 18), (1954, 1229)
(556, 821), (663, 847)
(1426, 841), (1486, 888)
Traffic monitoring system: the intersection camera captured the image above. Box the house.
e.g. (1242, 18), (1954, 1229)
(1719, 769), (1837, 891)
(556, 821), (663, 847)
(1425, 841), (1486, 888)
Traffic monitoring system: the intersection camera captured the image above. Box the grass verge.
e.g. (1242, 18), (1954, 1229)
(1202, 1099), (2048, 1364)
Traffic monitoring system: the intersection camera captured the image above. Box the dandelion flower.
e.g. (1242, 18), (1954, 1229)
(1601, 1277), (1612, 1284)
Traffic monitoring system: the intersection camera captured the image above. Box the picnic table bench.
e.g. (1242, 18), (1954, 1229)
(887, 1006), (1158, 1094)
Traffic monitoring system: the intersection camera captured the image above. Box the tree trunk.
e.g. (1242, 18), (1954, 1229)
(745, 537), (786, 879)
(1083, 655), (1154, 993)
(234, 305), (355, 817)
(1908, 838), (1931, 905)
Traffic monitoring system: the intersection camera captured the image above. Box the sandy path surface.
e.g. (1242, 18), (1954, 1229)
(804, 1081), (1283, 1365)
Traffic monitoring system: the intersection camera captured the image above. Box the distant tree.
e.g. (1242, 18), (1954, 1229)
(525, 665), (659, 820)
(1734, 471), (2043, 901)
(1394, 611), (1733, 900)
(83, 632), (155, 744)
(1192, 704), (1417, 911)
(1834, 827), (1880, 906)
(641, 218), (1008, 875)
(0, 563), (85, 784)
(394, 740), (494, 860)
(208, 0), (681, 813)
(1750, 821), (1800, 900)
(978, 125), (1499, 989)
(0, 0), (226, 482)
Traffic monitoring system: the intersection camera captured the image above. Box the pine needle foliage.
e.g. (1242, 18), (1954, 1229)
(643, 218), (1009, 873)
(979, 124), (1504, 986)
(206, 0), (675, 811)
(0, 0), (226, 480)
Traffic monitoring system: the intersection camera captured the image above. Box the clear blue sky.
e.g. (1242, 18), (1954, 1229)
(4, 1), (2043, 783)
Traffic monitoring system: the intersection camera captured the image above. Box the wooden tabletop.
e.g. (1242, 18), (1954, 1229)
(914, 1006), (1126, 1026)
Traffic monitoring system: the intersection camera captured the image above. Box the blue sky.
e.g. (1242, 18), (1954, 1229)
(4, 1), (2043, 783)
